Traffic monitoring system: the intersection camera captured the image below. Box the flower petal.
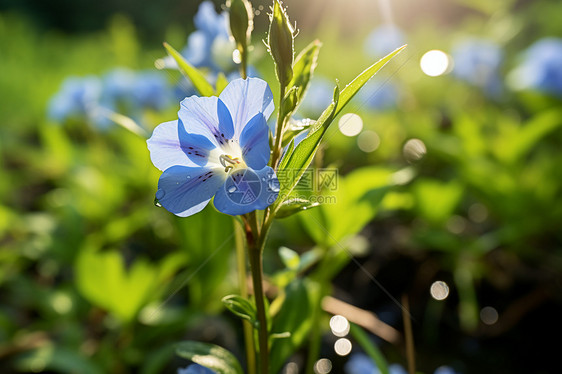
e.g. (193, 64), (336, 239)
(213, 166), (279, 215)
(219, 78), (274, 139)
(179, 95), (229, 147)
(147, 120), (216, 171)
(239, 113), (270, 170)
(157, 165), (226, 217)
(217, 98), (234, 139)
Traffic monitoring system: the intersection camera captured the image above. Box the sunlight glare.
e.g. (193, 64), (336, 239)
(420, 50), (451, 77)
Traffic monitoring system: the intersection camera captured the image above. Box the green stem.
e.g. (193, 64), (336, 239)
(234, 219), (256, 374)
(248, 242), (269, 374)
(239, 45), (248, 79)
(270, 85), (286, 169)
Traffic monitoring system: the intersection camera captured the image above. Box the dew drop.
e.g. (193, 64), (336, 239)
(155, 189), (165, 200)
(228, 185), (237, 193)
(153, 197), (162, 208)
(186, 175), (191, 179)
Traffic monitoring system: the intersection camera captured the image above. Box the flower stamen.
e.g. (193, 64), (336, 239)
(219, 154), (240, 173)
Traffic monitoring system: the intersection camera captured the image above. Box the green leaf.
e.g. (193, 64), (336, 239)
(176, 341), (244, 374)
(276, 197), (321, 218)
(413, 178), (463, 225)
(278, 246), (300, 270)
(221, 295), (258, 327)
(273, 86), (340, 212)
(281, 118), (315, 148)
(274, 46), (406, 211)
(288, 40), (322, 111)
(163, 42), (215, 97)
(350, 324), (390, 374)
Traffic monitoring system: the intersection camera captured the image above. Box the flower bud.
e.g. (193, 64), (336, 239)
(268, 0), (295, 89)
(228, 0), (253, 51)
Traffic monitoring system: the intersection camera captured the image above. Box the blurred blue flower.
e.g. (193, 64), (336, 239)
(511, 37), (562, 97)
(345, 353), (408, 374)
(48, 75), (103, 123)
(345, 353), (460, 374)
(365, 24), (406, 58)
(160, 1), (236, 73)
(101, 68), (172, 111)
(49, 68), (173, 130)
(298, 77), (334, 118)
(147, 78), (279, 217)
(356, 78), (400, 110)
(132, 71), (172, 110)
(434, 366), (459, 374)
(451, 38), (503, 97)
(177, 364), (216, 374)
(101, 68), (136, 107)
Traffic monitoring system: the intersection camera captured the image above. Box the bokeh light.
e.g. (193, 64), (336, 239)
(357, 130), (381, 152)
(334, 338), (353, 356)
(338, 113), (363, 137)
(420, 50), (452, 77)
(314, 358), (332, 374)
(403, 138), (427, 162)
(480, 306), (499, 325)
(329, 315), (350, 337)
(430, 281), (450, 300)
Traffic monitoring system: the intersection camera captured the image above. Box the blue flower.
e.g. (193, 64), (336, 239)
(160, 1), (236, 74)
(132, 71), (172, 110)
(48, 76), (106, 125)
(177, 364), (216, 374)
(451, 38), (503, 97)
(101, 68), (173, 112)
(364, 24), (406, 58)
(345, 353), (461, 374)
(434, 366), (459, 374)
(147, 78), (279, 217)
(511, 37), (562, 97)
(344, 353), (407, 374)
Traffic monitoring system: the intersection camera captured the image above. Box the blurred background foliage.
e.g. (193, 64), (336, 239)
(1, 0), (561, 373)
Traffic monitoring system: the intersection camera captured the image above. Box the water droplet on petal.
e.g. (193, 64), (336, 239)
(155, 189), (165, 200)
(228, 185), (237, 193)
(153, 197), (162, 208)
(186, 175), (191, 179)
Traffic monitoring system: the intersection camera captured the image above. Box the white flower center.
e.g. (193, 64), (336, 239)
(208, 140), (247, 175)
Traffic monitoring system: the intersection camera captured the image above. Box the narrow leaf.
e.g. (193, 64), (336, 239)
(276, 198), (321, 218)
(278, 246), (300, 270)
(281, 118), (315, 148)
(163, 42), (215, 97)
(350, 324), (390, 374)
(176, 341), (244, 374)
(222, 295), (258, 327)
(273, 86), (340, 212)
